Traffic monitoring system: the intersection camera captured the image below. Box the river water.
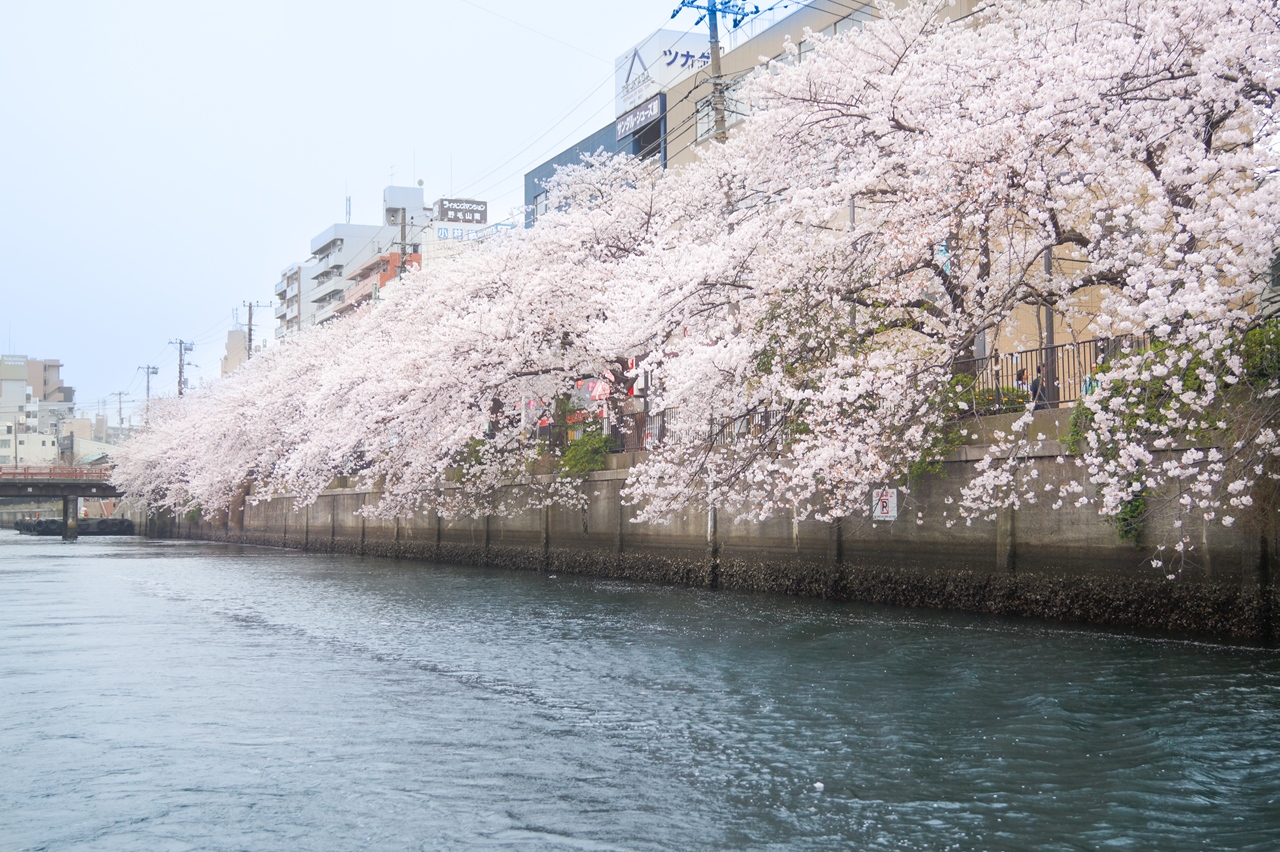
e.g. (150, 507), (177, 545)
(3, 532), (1279, 850)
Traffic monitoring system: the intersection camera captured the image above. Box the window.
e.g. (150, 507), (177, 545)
(533, 191), (549, 222)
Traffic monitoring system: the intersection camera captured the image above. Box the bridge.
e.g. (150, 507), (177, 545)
(0, 466), (121, 540)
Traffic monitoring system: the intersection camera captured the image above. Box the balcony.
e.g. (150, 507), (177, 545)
(311, 284), (344, 304)
(312, 263), (345, 284)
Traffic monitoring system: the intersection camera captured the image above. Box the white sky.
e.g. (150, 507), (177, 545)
(0, 0), (689, 421)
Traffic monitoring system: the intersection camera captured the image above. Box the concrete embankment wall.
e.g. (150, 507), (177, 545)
(0, 500), (62, 526)
(167, 411), (1278, 644)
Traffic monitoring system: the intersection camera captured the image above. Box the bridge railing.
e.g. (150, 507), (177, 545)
(0, 465), (114, 481)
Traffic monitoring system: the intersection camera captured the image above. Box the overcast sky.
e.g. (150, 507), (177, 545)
(0, 0), (689, 421)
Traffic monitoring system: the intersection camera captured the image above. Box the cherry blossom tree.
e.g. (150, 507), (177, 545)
(621, 0), (1280, 552)
(114, 0), (1280, 566)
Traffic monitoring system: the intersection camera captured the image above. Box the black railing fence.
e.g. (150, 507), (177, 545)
(535, 336), (1152, 454)
(609, 410), (670, 453)
(955, 335), (1149, 414)
(608, 407), (792, 453)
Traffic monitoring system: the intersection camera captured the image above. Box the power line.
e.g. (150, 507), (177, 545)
(450, 19), (704, 202)
(456, 0), (611, 63)
(516, 0), (878, 210)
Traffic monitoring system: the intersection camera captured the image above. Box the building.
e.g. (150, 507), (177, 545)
(221, 329), (249, 377)
(1, 354), (76, 441)
(523, 3), (895, 224)
(1, 423), (60, 465)
(58, 433), (115, 466)
(274, 186), (497, 337)
(274, 263), (307, 338)
(525, 123), (620, 228)
(25, 358), (73, 403)
(61, 418), (95, 442)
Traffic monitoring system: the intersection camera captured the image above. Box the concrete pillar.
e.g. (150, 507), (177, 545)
(435, 506), (443, 561)
(229, 480), (248, 538)
(616, 494), (625, 554)
(706, 506), (720, 588)
(997, 506), (1016, 574)
(541, 504), (550, 570)
(359, 493), (367, 557)
(61, 495), (78, 541)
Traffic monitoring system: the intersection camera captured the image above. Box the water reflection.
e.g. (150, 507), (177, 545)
(3, 531), (1279, 850)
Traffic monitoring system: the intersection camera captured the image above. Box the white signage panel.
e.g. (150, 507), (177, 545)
(871, 487), (898, 522)
(615, 29), (711, 115)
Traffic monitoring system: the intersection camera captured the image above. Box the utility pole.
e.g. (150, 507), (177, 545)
(170, 340), (194, 396)
(109, 391), (125, 430)
(243, 301), (271, 360)
(673, 1), (758, 143)
(708, 1), (725, 142)
(1043, 248), (1058, 407)
(398, 213), (408, 278)
(139, 365), (158, 424)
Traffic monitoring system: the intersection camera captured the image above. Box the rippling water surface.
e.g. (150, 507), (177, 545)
(3, 531), (1279, 850)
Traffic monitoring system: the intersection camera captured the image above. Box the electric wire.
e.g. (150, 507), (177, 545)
(450, 17), (705, 203)
(456, 0), (611, 63)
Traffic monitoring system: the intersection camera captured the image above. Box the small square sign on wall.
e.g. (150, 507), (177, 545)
(872, 487), (898, 522)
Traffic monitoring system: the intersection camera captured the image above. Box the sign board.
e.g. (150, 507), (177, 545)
(871, 487), (898, 522)
(433, 198), (488, 225)
(615, 29), (711, 115)
(616, 94), (665, 142)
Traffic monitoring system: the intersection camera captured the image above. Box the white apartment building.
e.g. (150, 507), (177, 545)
(2, 424), (60, 465)
(275, 186), (503, 337)
(274, 263), (307, 338)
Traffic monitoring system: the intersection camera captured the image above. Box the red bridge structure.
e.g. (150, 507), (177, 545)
(0, 466), (121, 540)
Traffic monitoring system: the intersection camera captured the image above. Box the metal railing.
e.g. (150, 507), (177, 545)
(540, 336), (1153, 456)
(607, 408), (790, 452)
(609, 410), (670, 453)
(954, 335), (1150, 413)
(0, 465), (113, 481)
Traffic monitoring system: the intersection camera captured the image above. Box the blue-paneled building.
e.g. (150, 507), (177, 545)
(523, 122), (619, 228)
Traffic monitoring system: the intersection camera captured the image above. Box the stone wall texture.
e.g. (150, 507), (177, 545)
(162, 410), (1278, 645)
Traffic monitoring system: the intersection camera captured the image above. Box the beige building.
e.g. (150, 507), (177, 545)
(1, 354), (76, 438)
(221, 329), (249, 377)
(618, 0), (1133, 406)
(1, 423), (59, 466)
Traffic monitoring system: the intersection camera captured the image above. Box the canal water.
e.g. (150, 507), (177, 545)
(3, 532), (1279, 850)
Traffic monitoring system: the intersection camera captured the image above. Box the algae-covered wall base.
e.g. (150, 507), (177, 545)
(166, 464), (1278, 645)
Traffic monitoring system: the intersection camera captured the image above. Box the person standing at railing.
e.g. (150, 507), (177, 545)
(1015, 367), (1029, 394)
(1030, 365), (1048, 410)
(1081, 365), (1100, 398)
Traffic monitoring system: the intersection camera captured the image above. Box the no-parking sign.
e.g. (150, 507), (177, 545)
(872, 487), (898, 521)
